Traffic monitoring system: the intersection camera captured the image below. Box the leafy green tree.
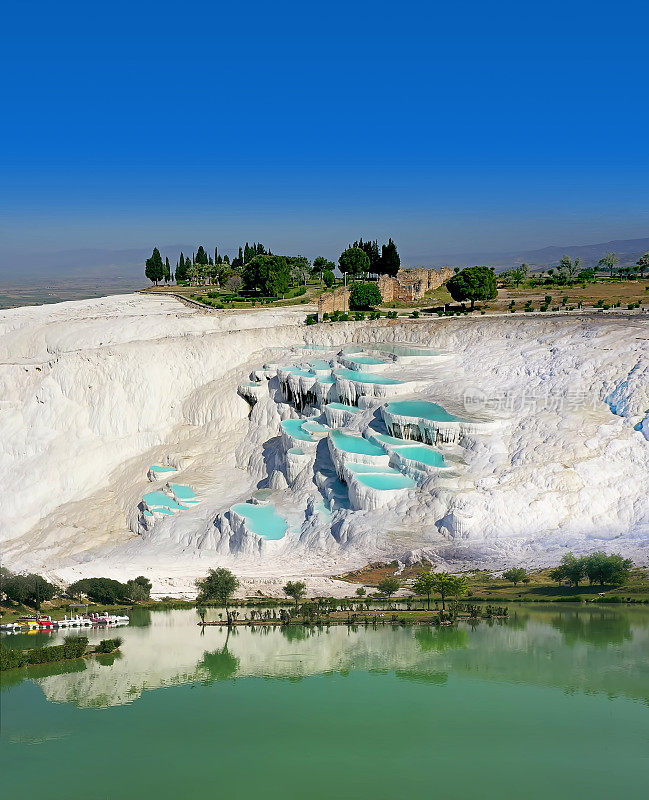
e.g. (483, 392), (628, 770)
(145, 247), (164, 284)
(196, 605), (207, 625)
(313, 256), (335, 281)
(126, 575), (152, 601)
(1, 571), (58, 609)
(502, 567), (528, 586)
(557, 255), (581, 283)
(323, 269), (335, 287)
(412, 571), (437, 610)
(598, 251), (620, 277)
(286, 255), (311, 285)
(339, 247), (370, 277)
(196, 568), (240, 626)
(283, 580), (307, 611)
(430, 572), (468, 610)
(377, 577), (400, 604)
(583, 552), (633, 586)
(355, 587), (366, 597)
(509, 263), (529, 287)
(380, 238), (400, 277)
(163, 257), (171, 284)
(549, 553), (585, 587)
(446, 266), (497, 310)
(349, 281), (382, 310)
(67, 577), (130, 604)
(636, 252), (649, 278)
(577, 268), (595, 281)
(242, 254), (291, 296)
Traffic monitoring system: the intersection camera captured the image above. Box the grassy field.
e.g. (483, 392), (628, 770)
(338, 561), (649, 603)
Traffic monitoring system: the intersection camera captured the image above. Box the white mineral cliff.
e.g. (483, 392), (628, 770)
(1, 294), (647, 593)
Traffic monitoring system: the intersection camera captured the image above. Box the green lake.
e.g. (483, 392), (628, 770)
(1, 605), (648, 799)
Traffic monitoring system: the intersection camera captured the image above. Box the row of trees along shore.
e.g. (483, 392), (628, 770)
(144, 238), (401, 288)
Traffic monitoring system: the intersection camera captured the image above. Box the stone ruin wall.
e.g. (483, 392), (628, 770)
(317, 267), (453, 319)
(378, 267), (454, 302)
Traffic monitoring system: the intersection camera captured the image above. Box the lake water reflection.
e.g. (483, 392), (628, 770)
(1, 605), (648, 799)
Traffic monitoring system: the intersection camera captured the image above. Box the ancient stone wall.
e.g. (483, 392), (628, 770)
(317, 286), (350, 320)
(378, 267), (453, 303)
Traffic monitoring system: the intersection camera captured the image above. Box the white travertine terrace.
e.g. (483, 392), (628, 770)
(0, 293), (647, 594)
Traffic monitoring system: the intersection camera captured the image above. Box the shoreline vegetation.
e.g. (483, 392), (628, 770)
(1, 559), (648, 627)
(0, 636), (122, 672)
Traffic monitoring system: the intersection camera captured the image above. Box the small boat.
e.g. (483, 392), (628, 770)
(0, 621), (25, 631)
(37, 616), (55, 629)
(55, 616), (72, 628)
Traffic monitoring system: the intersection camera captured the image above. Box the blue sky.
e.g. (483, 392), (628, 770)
(1, 0), (647, 269)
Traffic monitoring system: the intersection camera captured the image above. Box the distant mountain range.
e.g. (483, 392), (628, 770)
(425, 237), (649, 271)
(1, 236), (648, 287)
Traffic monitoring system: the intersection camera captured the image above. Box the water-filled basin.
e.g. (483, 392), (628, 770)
(385, 400), (462, 422)
(231, 503), (289, 540)
(330, 430), (386, 456)
(335, 369), (403, 385)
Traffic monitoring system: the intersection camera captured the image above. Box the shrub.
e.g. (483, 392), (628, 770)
(411, 310), (420, 318)
(349, 282), (382, 310)
(96, 637), (123, 653)
(323, 269), (335, 287)
(305, 314), (317, 325)
(1, 570), (58, 609)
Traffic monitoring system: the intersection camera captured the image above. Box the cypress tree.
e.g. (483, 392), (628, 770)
(164, 256), (171, 283)
(381, 238), (400, 277)
(145, 247), (164, 285)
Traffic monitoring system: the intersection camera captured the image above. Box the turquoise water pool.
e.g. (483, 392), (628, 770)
(150, 465), (176, 474)
(386, 399), (461, 422)
(281, 366), (316, 378)
(171, 484), (198, 502)
(327, 402), (360, 413)
(396, 445), (447, 467)
(287, 447), (305, 455)
(309, 359), (333, 370)
(335, 368), (403, 385)
(144, 491), (187, 512)
(302, 420), (329, 434)
(316, 375), (336, 385)
(281, 419), (314, 441)
(231, 503), (289, 540)
(345, 355), (387, 366)
(330, 430), (386, 456)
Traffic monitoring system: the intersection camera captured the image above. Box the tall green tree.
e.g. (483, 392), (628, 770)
(242, 254), (291, 296)
(283, 580), (307, 611)
(196, 568), (240, 626)
(503, 567), (528, 586)
(557, 255), (581, 283)
(377, 577), (400, 605)
(412, 571), (437, 610)
(549, 552), (585, 587)
(636, 252), (649, 278)
(313, 256), (335, 281)
(598, 251), (620, 277)
(322, 269), (335, 287)
(380, 238), (400, 277)
(145, 247), (164, 285)
(176, 252), (188, 283)
(164, 256), (171, 284)
(583, 552), (633, 586)
(446, 266), (497, 310)
(196, 245), (209, 265)
(339, 246), (370, 277)
(429, 572), (468, 610)
(509, 263), (529, 287)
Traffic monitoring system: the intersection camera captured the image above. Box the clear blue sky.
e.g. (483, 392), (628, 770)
(1, 0), (647, 268)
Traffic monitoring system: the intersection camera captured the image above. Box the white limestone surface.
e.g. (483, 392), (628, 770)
(1, 296), (648, 594)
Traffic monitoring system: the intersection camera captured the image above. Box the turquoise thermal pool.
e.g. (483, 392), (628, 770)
(231, 503), (289, 540)
(309, 359), (333, 370)
(395, 445), (447, 467)
(345, 355), (388, 366)
(330, 430), (386, 456)
(334, 369), (403, 385)
(171, 484), (198, 502)
(281, 418), (327, 442)
(282, 366), (317, 377)
(149, 465), (176, 474)
(350, 343), (439, 357)
(385, 400), (462, 422)
(144, 491), (188, 513)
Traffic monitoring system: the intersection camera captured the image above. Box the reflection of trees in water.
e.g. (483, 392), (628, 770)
(504, 611), (530, 631)
(550, 610), (633, 648)
(127, 608), (152, 627)
(415, 626), (468, 653)
(280, 625), (318, 643)
(198, 632), (240, 683)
